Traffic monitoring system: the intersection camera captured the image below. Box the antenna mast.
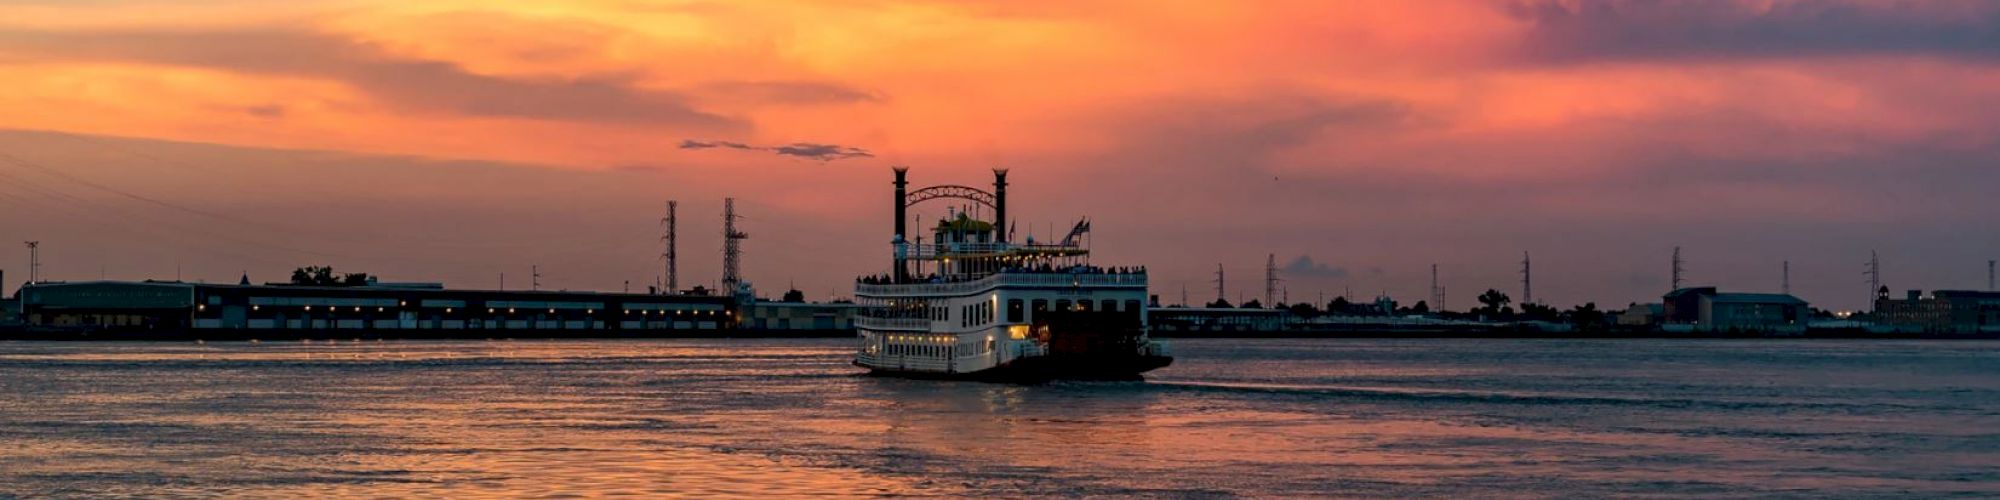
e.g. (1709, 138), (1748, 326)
(1988, 260), (1995, 291)
(532, 265), (541, 291)
(23, 241), (38, 284)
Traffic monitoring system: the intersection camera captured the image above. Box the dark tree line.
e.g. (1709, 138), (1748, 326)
(289, 266), (373, 286)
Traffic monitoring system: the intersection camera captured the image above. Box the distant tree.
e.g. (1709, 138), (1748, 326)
(1287, 302), (1320, 318)
(340, 272), (372, 286)
(782, 289), (806, 303)
(291, 266), (343, 286)
(1520, 302), (1560, 322)
(1410, 300), (1430, 314)
(1475, 289), (1512, 317)
(1569, 302), (1606, 330)
(1241, 299), (1263, 309)
(1207, 298), (1233, 308)
(1327, 296), (1351, 314)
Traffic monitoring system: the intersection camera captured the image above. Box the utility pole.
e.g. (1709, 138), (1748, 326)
(1988, 260), (1995, 291)
(532, 265), (541, 291)
(663, 200), (678, 294)
(1180, 284), (1188, 307)
(1782, 260), (1791, 295)
(23, 241), (39, 284)
(1520, 251), (1533, 305)
(1671, 246), (1685, 290)
(1264, 254), (1280, 306)
(722, 198), (748, 293)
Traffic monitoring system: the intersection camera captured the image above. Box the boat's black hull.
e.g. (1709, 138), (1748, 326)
(862, 353), (1173, 382)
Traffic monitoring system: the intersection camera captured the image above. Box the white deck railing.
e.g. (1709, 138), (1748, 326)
(854, 317), (930, 330)
(857, 273), (1146, 297)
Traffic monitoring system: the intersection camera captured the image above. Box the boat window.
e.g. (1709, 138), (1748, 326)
(1031, 299), (1048, 322)
(1007, 300), (1023, 323)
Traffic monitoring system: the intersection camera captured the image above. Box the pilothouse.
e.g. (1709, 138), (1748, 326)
(854, 167), (1171, 380)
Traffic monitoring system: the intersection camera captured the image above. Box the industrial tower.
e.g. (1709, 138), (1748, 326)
(662, 201), (678, 294)
(722, 198), (748, 292)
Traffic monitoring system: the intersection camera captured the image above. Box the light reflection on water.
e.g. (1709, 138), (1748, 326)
(0, 339), (1996, 497)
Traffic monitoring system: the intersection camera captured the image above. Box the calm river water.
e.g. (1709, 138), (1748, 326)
(0, 338), (1995, 497)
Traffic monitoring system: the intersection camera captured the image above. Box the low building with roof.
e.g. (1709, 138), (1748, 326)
(1662, 287), (1808, 334)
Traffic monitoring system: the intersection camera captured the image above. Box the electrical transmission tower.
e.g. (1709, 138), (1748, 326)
(1264, 254), (1280, 306)
(1521, 251), (1533, 305)
(1430, 264), (1441, 311)
(1213, 263), (1225, 305)
(722, 198), (748, 291)
(1671, 246), (1685, 290)
(662, 201), (678, 294)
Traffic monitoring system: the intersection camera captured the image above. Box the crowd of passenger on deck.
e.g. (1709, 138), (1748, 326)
(857, 264), (1146, 285)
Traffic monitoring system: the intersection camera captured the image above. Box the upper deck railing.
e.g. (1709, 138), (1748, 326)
(857, 271), (1147, 297)
(896, 241), (1087, 260)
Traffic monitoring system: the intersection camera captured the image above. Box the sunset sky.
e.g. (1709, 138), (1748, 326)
(2, 0), (1997, 310)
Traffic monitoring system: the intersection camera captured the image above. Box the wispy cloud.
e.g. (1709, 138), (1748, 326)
(0, 28), (744, 129)
(1505, 0), (2000, 63)
(680, 139), (872, 161)
(1281, 255), (1349, 279)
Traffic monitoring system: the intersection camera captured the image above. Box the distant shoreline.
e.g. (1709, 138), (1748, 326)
(2, 327), (1993, 341)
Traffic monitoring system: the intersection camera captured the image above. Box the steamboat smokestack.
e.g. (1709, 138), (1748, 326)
(893, 166), (909, 282)
(992, 168), (1008, 243)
